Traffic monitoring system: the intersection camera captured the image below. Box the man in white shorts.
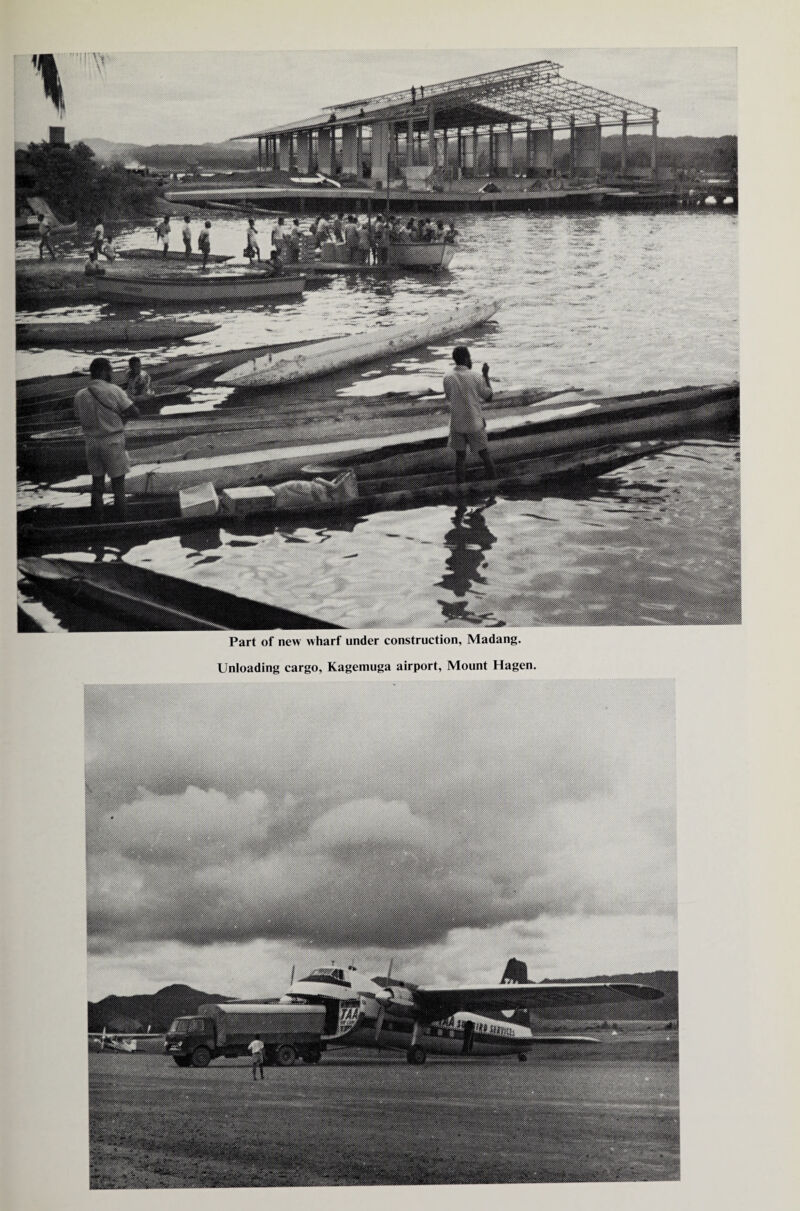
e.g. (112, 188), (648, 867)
(73, 357), (140, 519)
(248, 1036), (265, 1080)
(443, 345), (497, 484)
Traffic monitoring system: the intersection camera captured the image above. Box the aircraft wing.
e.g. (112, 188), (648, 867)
(413, 981), (663, 1021)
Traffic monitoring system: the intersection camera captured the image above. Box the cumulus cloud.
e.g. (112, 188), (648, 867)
(85, 681), (677, 993)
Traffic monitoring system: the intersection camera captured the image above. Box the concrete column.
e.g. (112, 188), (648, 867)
(547, 118), (554, 171)
(296, 131), (312, 175)
(442, 126), (448, 173)
(356, 124), (363, 177)
(621, 111), (628, 175)
(472, 127), (478, 178)
(456, 126), (462, 177)
(279, 133), (292, 172)
(569, 116), (576, 177)
(595, 113), (602, 176)
(507, 121), (513, 176)
(371, 120), (390, 182)
(488, 124), (494, 175)
(257, 137), (262, 171)
(318, 126), (333, 175)
(342, 125), (359, 175)
(651, 107), (658, 178)
(428, 104), (436, 166)
(407, 117), (414, 167)
(525, 121), (531, 173)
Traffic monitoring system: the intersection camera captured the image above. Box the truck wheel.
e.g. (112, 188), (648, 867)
(518, 1052), (529, 1062)
(173, 1056), (191, 1067)
(190, 1047), (211, 1068)
(273, 1044), (297, 1067)
(406, 1045), (426, 1065)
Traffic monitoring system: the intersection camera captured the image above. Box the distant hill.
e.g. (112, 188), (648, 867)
(88, 983), (235, 1032)
(78, 138), (258, 171)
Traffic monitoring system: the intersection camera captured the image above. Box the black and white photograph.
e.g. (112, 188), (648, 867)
(16, 47), (739, 630)
(85, 679), (678, 1188)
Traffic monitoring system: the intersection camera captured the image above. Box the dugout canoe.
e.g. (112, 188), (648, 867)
(16, 318), (219, 347)
(16, 340), (301, 413)
(17, 385), (195, 440)
(18, 555), (341, 631)
(216, 296), (499, 388)
(91, 271), (306, 304)
(50, 382), (738, 498)
(18, 386), (567, 477)
(18, 442), (666, 551)
(117, 248), (232, 264)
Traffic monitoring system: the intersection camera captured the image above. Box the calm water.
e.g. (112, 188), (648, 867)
(18, 209), (739, 627)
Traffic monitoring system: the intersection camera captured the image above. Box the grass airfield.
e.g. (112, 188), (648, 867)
(89, 1029), (679, 1188)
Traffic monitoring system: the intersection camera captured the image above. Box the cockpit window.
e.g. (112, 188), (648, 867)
(304, 968), (349, 986)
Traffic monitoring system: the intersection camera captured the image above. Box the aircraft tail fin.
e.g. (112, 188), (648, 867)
(501, 957), (530, 985)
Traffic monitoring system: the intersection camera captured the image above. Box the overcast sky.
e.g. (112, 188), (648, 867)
(85, 681), (676, 1001)
(15, 49), (736, 146)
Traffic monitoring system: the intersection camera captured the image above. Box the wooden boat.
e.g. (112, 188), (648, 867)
(50, 382), (738, 498)
(310, 241), (456, 273)
(91, 270), (306, 304)
(16, 318), (219, 347)
(17, 386), (195, 439)
(18, 442), (666, 551)
(217, 296), (499, 388)
(17, 387), (569, 476)
(16, 340), (294, 412)
(18, 556), (340, 631)
(118, 248), (232, 263)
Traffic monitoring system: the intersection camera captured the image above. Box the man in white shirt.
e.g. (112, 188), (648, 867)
(73, 357), (140, 518)
(443, 346), (496, 484)
(182, 216), (193, 259)
(248, 1036), (265, 1080)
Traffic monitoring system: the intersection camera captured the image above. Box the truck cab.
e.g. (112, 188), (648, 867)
(164, 1016), (216, 1067)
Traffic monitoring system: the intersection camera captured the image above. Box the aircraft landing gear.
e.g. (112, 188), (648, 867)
(518, 1052), (529, 1062)
(406, 1045), (427, 1065)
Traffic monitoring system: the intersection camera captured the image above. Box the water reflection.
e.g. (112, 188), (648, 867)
(438, 501), (499, 624)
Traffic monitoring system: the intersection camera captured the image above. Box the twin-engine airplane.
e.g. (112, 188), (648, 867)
(282, 957), (663, 1064)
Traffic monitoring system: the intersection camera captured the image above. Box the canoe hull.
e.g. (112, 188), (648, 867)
(92, 273), (305, 303)
(76, 382), (737, 497)
(217, 296), (499, 388)
(16, 319), (219, 347)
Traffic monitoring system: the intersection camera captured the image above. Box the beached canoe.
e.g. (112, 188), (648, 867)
(16, 318), (219, 347)
(90, 271), (306, 304)
(18, 442), (665, 551)
(18, 556), (340, 631)
(217, 296), (499, 389)
(50, 382), (738, 498)
(17, 386), (195, 435)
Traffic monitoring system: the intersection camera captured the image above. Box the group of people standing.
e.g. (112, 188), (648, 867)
(262, 210), (457, 267)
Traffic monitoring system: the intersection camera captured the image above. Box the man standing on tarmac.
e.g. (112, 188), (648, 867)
(443, 345), (496, 484)
(73, 357), (140, 519)
(248, 1036), (265, 1080)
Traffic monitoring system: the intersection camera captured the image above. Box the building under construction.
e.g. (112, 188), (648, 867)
(233, 59), (659, 185)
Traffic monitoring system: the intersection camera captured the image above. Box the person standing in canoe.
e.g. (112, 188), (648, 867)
(443, 346), (496, 485)
(92, 218), (105, 255)
(198, 220), (212, 270)
(73, 357), (140, 520)
(155, 215), (171, 258)
(245, 217), (261, 262)
(182, 215), (193, 259)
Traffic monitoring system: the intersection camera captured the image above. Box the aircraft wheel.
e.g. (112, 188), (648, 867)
(406, 1045), (427, 1065)
(273, 1044), (297, 1067)
(518, 1052), (529, 1062)
(190, 1047), (211, 1068)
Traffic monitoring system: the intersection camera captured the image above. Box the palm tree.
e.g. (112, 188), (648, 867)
(31, 54), (105, 116)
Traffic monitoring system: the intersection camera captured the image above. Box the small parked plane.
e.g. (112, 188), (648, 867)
(89, 1025), (156, 1053)
(281, 957), (663, 1064)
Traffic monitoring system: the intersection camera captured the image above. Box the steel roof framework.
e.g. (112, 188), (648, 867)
(234, 60), (656, 141)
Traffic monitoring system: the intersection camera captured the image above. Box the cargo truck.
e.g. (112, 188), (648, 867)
(164, 1003), (326, 1068)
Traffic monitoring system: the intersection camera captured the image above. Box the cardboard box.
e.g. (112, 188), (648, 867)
(179, 482), (219, 518)
(220, 485), (277, 517)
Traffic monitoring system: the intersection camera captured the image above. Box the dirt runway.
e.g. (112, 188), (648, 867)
(89, 1034), (679, 1188)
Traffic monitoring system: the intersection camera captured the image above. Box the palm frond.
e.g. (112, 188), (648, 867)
(31, 54), (65, 116)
